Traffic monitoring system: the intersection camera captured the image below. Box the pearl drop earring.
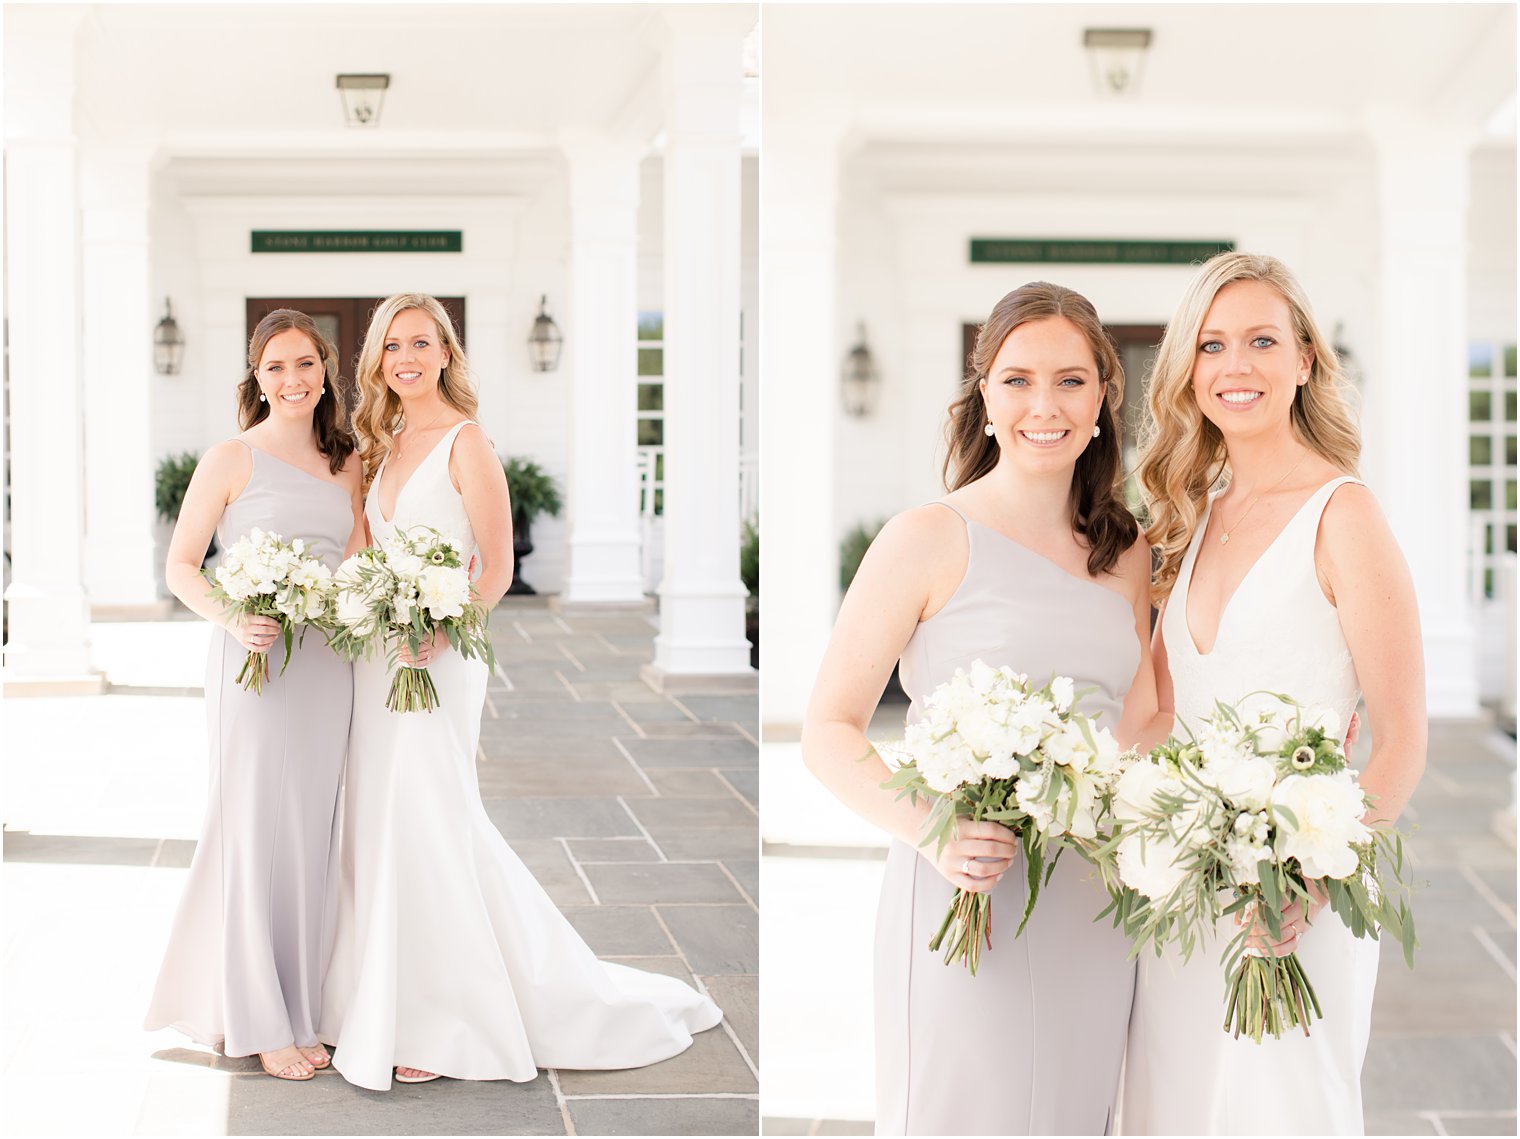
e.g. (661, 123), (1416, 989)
(1092, 424), (1101, 438)
(984, 422), (996, 437)
(259, 393), (267, 403)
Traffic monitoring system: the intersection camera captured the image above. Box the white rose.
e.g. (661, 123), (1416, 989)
(1270, 772), (1370, 880)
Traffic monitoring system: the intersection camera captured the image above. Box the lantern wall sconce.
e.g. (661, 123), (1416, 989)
(336, 73), (390, 127)
(154, 298), (185, 376)
(527, 295), (564, 373)
(1082, 28), (1152, 97)
(841, 322), (881, 418)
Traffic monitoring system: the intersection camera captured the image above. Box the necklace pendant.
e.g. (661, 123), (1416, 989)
(1220, 531), (1229, 545)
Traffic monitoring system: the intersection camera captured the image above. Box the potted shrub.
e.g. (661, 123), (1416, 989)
(740, 516), (758, 669)
(155, 451), (216, 565)
(841, 518), (905, 701)
(501, 456), (564, 595)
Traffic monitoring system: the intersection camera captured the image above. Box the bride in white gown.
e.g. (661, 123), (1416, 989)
(319, 293), (721, 1091)
(1122, 254), (1426, 1134)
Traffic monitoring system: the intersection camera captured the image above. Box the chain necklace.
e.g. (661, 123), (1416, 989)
(1218, 451), (1308, 545)
(395, 406), (453, 459)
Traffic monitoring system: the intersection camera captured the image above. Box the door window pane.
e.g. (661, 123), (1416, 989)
(1470, 390), (1493, 421)
(1470, 436), (1493, 465)
(638, 348), (664, 376)
(1471, 480), (1493, 510)
(1470, 343), (1494, 376)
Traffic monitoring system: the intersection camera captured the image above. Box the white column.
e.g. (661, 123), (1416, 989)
(759, 118), (843, 725)
(561, 135), (647, 605)
(2, 7), (101, 688)
(1367, 111), (1481, 720)
(81, 145), (160, 608)
(649, 10), (753, 677)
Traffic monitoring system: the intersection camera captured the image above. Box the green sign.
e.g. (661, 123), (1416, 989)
(251, 230), (463, 254)
(970, 238), (1234, 265)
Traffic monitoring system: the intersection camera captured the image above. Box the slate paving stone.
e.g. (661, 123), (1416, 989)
(478, 714), (629, 739)
(674, 695), (760, 725)
(644, 768), (739, 797)
(506, 839), (591, 907)
(760, 1118), (813, 1136)
(699, 974), (759, 1066)
(1362, 1034), (1518, 1111)
(1364, 1112), (1436, 1136)
(562, 905), (676, 957)
(635, 722), (751, 740)
(556, 1026), (755, 1095)
(3, 831), (163, 866)
(483, 797), (640, 840)
(658, 905), (758, 974)
(612, 697), (697, 722)
(225, 1065), (564, 1135)
(479, 734), (629, 761)
(567, 837), (664, 863)
(584, 862), (745, 905)
(723, 769), (759, 806)
(621, 738), (758, 768)
(566, 1095), (757, 1137)
(1437, 1114), (1520, 1134)
(476, 755), (651, 799)
(1372, 927), (1517, 1033)
(657, 831), (762, 862)
(624, 796), (758, 834)
(723, 859), (759, 903)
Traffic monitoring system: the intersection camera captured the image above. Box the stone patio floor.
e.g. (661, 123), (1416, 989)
(761, 710), (1517, 1137)
(3, 599), (758, 1136)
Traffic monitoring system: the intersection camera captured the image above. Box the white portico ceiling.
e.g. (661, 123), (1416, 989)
(769, 3), (1517, 147)
(11, 3), (756, 152)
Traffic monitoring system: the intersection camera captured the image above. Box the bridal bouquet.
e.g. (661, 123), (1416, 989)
(879, 662), (1127, 974)
(1099, 692), (1415, 1042)
(326, 526), (494, 713)
(208, 528), (333, 694)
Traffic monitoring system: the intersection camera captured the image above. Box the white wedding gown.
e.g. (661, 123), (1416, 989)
(319, 421), (721, 1090)
(1120, 476), (1382, 1135)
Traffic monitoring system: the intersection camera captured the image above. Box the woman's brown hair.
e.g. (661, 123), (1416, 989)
(944, 281), (1137, 577)
(238, 309), (355, 475)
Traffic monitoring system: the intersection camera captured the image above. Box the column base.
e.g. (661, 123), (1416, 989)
(563, 534), (645, 606)
(1426, 615), (1482, 720)
(1, 670), (106, 697)
(640, 661), (757, 695)
(549, 594), (655, 616)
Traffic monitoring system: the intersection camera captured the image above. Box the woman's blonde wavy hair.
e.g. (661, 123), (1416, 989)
(1137, 252), (1361, 605)
(352, 293), (479, 487)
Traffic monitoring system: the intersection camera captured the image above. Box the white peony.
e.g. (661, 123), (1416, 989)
(1117, 830), (1191, 900)
(1270, 771), (1370, 879)
(416, 564), (469, 620)
(1209, 752), (1279, 812)
(1050, 675), (1075, 713)
(1113, 760), (1185, 823)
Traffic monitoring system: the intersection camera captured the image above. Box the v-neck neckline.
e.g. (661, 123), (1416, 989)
(1181, 477), (1347, 657)
(374, 423), (463, 525)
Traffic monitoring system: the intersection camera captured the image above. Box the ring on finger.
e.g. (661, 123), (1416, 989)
(960, 858), (973, 876)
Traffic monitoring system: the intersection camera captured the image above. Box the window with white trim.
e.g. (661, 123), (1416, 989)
(1468, 341), (1518, 599)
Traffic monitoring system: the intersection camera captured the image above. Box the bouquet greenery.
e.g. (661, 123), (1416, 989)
(1097, 692), (1416, 1041)
(327, 526), (494, 713)
(880, 662), (1127, 973)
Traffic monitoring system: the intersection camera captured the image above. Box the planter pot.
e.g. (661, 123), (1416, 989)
(507, 511), (537, 595)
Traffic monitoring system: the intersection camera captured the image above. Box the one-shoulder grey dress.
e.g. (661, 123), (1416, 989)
(874, 502), (1140, 1136)
(145, 444), (354, 1058)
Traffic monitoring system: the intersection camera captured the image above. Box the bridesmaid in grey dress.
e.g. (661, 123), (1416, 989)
(145, 310), (364, 1082)
(802, 283), (1171, 1135)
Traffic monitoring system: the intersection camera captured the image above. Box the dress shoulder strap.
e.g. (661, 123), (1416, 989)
(926, 499), (969, 524)
(1301, 475), (1364, 529)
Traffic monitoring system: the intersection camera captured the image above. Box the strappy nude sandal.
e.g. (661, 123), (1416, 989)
(259, 1049), (315, 1081)
(394, 1066), (441, 1084)
(298, 1045), (331, 1070)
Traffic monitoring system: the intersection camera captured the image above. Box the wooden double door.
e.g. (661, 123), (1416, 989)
(247, 297), (467, 426)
